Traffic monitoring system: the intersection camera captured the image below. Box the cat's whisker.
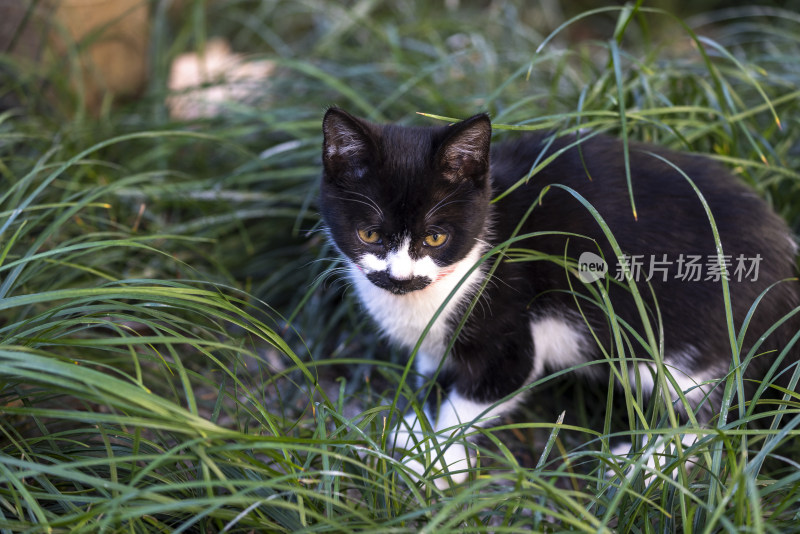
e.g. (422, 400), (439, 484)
(329, 194), (384, 219)
(312, 268), (348, 288)
(347, 191), (385, 217)
(301, 225), (328, 236)
(315, 268), (356, 292)
(424, 189), (458, 221)
(425, 199), (471, 222)
(425, 190), (471, 222)
(308, 256), (345, 267)
(469, 276), (495, 319)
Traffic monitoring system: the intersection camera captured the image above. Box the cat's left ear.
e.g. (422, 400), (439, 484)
(322, 107), (377, 183)
(436, 113), (492, 183)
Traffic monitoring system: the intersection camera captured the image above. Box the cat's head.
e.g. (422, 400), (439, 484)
(320, 108), (492, 295)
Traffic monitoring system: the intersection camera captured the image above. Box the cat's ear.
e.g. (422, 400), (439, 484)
(322, 107), (376, 182)
(436, 113), (492, 183)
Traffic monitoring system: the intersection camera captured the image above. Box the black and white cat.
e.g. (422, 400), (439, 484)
(319, 107), (799, 487)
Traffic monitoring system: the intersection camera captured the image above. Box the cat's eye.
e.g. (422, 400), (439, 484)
(424, 233), (448, 247)
(357, 228), (382, 245)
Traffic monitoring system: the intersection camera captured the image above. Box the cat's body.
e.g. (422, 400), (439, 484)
(320, 108), (799, 487)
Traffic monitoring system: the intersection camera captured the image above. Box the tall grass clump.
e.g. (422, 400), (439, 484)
(1, 1), (799, 531)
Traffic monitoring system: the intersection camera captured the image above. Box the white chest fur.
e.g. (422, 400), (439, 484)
(351, 244), (487, 376)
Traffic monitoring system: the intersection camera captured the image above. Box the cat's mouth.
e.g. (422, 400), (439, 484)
(366, 272), (432, 295)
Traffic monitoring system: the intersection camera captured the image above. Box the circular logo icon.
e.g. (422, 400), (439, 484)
(578, 251), (607, 283)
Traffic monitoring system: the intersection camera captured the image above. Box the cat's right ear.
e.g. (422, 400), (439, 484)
(436, 113), (492, 183)
(322, 108), (376, 183)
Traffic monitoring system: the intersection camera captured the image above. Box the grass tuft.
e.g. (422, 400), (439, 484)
(1, 1), (799, 531)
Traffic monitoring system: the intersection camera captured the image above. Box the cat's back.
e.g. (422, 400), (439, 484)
(487, 130), (799, 373)
(488, 131), (793, 261)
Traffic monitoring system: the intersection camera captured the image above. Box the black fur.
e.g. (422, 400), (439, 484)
(320, 107), (799, 428)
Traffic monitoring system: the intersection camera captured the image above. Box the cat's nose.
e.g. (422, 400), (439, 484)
(366, 271), (431, 294)
(387, 275), (431, 294)
(388, 274), (418, 288)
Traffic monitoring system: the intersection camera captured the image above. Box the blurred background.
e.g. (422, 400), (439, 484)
(3, 1), (798, 117)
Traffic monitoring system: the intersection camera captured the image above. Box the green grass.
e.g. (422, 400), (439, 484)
(2, 1), (800, 531)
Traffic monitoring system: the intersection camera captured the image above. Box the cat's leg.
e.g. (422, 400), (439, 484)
(629, 348), (723, 424)
(392, 310), (598, 487)
(391, 322), (539, 488)
(392, 388), (525, 489)
(609, 348), (724, 483)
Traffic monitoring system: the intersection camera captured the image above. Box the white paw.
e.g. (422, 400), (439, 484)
(399, 439), (473, 489)
(390, 414), (474, 489)
(607, 434), (697, 485)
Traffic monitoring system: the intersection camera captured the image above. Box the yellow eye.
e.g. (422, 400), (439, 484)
(357, 228), (382, 244)
(424, 233), (448, 247)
